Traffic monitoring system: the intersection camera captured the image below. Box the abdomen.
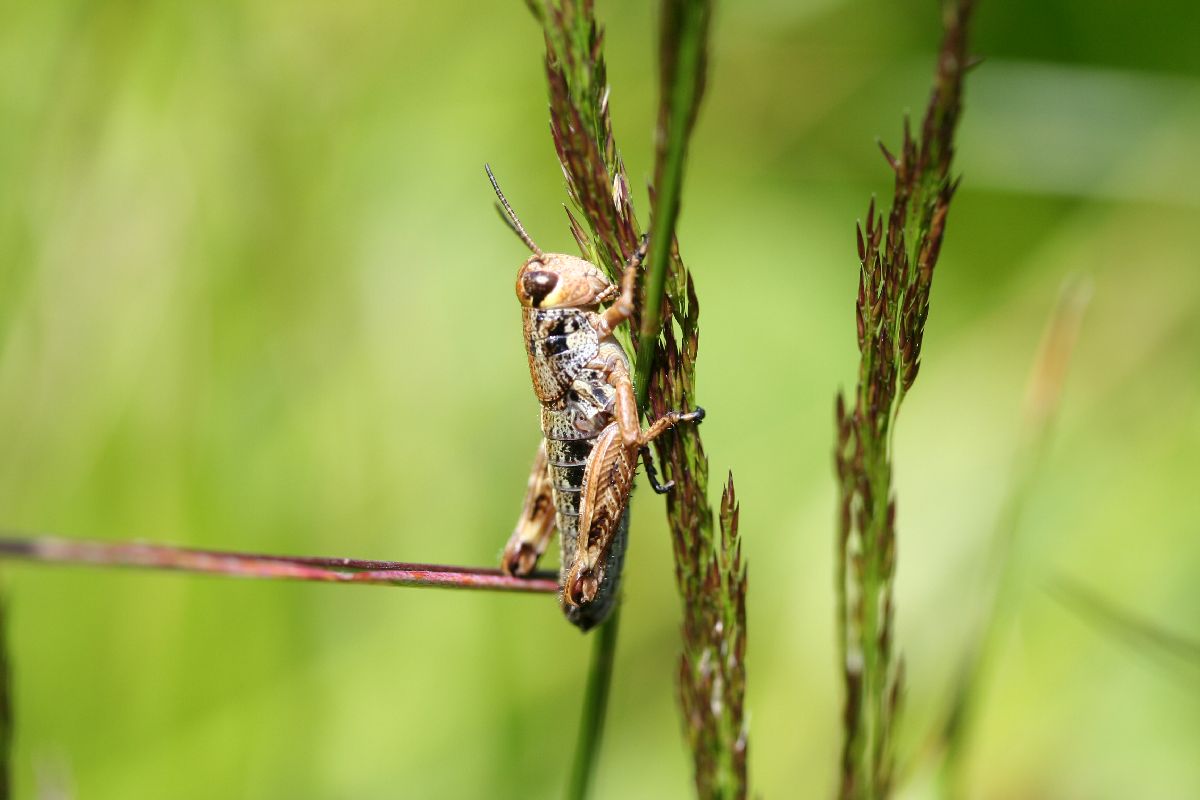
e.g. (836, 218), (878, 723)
(540, 358), (625, 630)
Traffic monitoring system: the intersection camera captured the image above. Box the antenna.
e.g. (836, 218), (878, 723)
(485, 164), (544, 257)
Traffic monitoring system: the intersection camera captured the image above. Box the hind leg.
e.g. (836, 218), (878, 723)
(501, 441), (558, 576)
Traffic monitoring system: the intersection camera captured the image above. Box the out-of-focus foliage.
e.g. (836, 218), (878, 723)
(0, 1), (1196, 798)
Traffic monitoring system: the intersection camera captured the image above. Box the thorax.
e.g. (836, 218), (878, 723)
(522, 307), (602, 404)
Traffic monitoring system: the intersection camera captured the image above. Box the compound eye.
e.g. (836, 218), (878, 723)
(522, 270), (559, 306)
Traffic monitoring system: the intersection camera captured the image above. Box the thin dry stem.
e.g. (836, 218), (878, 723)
(0, 535), (559, 593)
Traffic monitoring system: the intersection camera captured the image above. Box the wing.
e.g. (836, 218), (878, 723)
(564, 423), (636, 607)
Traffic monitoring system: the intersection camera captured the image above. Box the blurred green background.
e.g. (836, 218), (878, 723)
(1, 0), (1198, 797)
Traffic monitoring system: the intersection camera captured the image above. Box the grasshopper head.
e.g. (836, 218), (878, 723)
(515, 254), (615, 309)
(485, 166), (618, 310)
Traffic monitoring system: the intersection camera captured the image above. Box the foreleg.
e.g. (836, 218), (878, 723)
(596, 236), (648, 338)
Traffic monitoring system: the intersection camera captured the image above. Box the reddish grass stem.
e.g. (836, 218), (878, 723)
(0, 534), (559, 593)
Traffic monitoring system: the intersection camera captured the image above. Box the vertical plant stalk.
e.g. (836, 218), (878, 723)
(568, 608), (620, 800)
(834, 2), (975, 798)
(635, 0), (709, 402)
(529, 2), (743, 797)
(646, 2), (748, 799)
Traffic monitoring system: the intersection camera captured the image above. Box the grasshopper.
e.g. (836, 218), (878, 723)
(487, 166), (704, 631)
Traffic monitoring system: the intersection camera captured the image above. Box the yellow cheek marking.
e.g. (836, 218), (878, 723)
(537, 285), (565, 307)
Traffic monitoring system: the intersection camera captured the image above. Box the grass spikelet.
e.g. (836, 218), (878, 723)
(834, 2), (976, 797)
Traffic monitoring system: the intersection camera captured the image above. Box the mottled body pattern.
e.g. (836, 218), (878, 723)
(487, 166), (702, 631)
(525, 308), (630, 628)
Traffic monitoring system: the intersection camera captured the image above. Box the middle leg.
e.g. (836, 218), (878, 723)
(592, 347), (704, 450)
(640, 446), (674, 494)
